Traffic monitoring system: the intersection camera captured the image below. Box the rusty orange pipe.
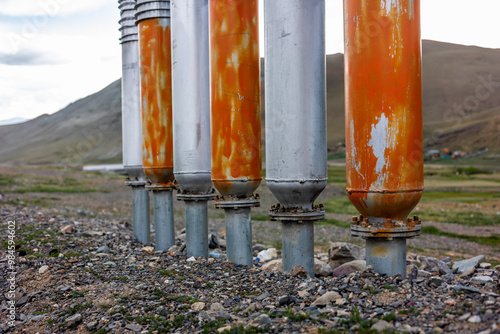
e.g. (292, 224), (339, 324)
(344, 0), (423, 221)
(138, 18), (174, 189)
(209, 0), (261, 198)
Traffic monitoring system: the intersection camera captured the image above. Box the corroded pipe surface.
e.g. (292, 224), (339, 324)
(344, 0), (423, 221)
(209, 0), (261, 198)
(138, 17), (175, 188)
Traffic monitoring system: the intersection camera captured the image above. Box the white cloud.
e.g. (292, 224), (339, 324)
(0, 0), (109, 17)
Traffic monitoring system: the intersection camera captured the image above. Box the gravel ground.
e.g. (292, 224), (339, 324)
(1, 205), (499, 334)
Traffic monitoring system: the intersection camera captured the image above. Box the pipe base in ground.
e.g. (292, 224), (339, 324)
(153, 190), (175, 251)
(281, 221), (315, 277)
(132, 186), (150, 244)
(225, 208), (253, 267)
(185, 201), (209, 257)
(366, 238), (407, 277)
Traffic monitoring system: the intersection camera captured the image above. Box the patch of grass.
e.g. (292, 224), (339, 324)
(339, 307), (376, 333)
(411, 207), (500, 226)
(327, 166), (347, 184)
(383, 284), (395, 291)
(158, 269), (175, 277)
(112, 276), (129, 282)
(323, 196), (359, 215)
(71, 291), (85, 299)
(422, 226), (500, 248)
(320, 218), (351, 229)
(110, 307), (128, 316)
(202, 320), (227, 334)
(221, 325), (271, 333)
(100, 304), (112, 310)
(62, 301), (93, 316)
(381, 312), (396, 322)
(283, 307), (310, 321)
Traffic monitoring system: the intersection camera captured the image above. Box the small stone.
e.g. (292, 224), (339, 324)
(314, 259), (333, 276)
(125, 323), (142, 332)
(371, 320), (394, 332)
(60, 224), (74, 234)
(141, 246), (154, 255)
(256, 314), (273, 325)
(429, 276), (443, 286)
(261, 259), (282, 273)
(65, 313), (82, 328)
(444, 298), (456, 306)
(290, 265), (309, 278)
(479, 263), (491, 269)
(452, 255), (485, 274)
(96, 246), (109, 253)
(470, 276), (493, 284)
(458, 313), (471, 321)
(187, 256), (196, 262)
(86, 321), (98, 330)
(38, 265), (49, 274)
(210, 303), (225, 312)
(459, 267), (476, 278)
(432, 327), (444, 333)
(192, 302), (206, 312)
(103, 261), (116, 267)
(332, 266), (356, 277)
(328, 242), (366, 268)
(335, 298), (347, 305)
(311, 291), (341, 307)
(418, 270), (431, 278)
(468, 315), (481, 323)
(437, 260), (453, 276)
(337, 310), (350, 317)
(337, 260), (366, 272)
(217, 326), (231, 333)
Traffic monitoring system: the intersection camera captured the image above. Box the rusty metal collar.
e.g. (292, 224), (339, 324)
(351, 215), (421, 239)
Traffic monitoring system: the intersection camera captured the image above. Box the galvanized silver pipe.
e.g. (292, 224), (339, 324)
(264, 0), (326, 276)
(185, 201), (209, 257)
(225, 208), (253, 267)
(153, 190), (175, 251)
(171, 0), (212, 258)
(282, 222), (315, 277)
(366, 238), (407, 277)
(119, 0), (150, 244)
(132, 186), (150, 244)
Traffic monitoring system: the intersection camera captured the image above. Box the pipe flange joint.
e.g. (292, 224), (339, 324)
(125, 178), (147, 187)
(214, 194), (260, 209)
(145, 182), (177, 192)
(176, 189), (216, 202)
(269, 203), (325, 223)
(350, 215), (422, 239)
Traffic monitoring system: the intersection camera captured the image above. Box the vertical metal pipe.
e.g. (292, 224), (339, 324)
(185, 201), (209, 257)
(366, 238), (406, 277)
(153, 190), (175, 251)
(264, 0), (326, 277)
(171, 0), (213, 257)
(281, 222), (315, 276)
(136, 1), (176, 250)
(344, 0), (423, 277)
(119, 0), (150, 243)
(225, 208), (253, 267)
(209, 0), (261, 266)
(132, 186), (150, 244)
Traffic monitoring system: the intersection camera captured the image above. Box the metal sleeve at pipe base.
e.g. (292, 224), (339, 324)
(132, 186), (150, 244)
(366, 238), (407, 278)
(281, 221), (315, 277)
(153, 190), (175, 251)
(224, 207), (253, 267)
(185, 201), (209, 258)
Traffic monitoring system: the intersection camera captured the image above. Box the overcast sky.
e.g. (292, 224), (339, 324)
(1, 0), (499, 122)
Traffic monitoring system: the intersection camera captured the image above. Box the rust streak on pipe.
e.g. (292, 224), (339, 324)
(209, 0), (261, 198)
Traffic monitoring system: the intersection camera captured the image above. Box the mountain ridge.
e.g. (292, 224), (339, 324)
(1, 40), (499, 166)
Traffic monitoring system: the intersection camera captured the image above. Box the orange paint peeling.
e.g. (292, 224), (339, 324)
(344, 0), (423, 220)
(210, 0), (261, 197)
(138, 18), (175, 187)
